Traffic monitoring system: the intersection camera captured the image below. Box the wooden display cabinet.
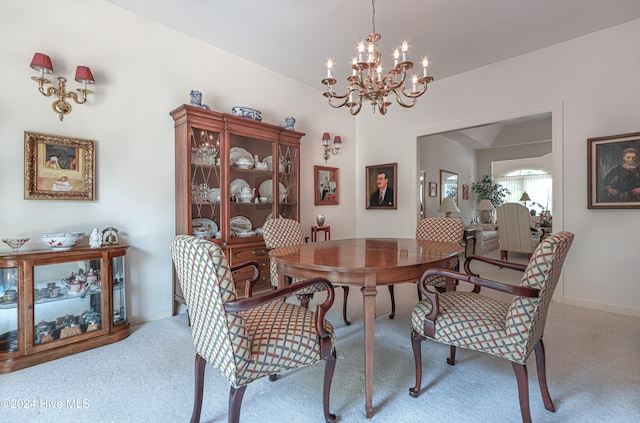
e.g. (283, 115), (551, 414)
(0, 245), (129, 373)
(170, 105), (303, 314)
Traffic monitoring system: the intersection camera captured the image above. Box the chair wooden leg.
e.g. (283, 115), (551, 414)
(511, 361), (532, 423)
(228, 385), (247, 423)
(416, 283), (422, 301)
(501, 250), (508, 261)
(534, 340), (556, 412)
(409, 329), (424, 398)
(388, 285), (396, 319)
(297, 293), (313, 309)
(446, 345), (457, 365)
(323, 351), (337, 423)
(341, 286), (351, 326)
(190, 353), (207, 423)
(268, 374), (278, 382)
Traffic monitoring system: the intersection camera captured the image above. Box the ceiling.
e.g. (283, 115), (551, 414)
(105, 0), (640, 90)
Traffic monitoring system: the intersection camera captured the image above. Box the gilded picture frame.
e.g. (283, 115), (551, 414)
(314, 165), (339, 205)
(366, 162), (397, 209)
(587, 131), (640, 209)
(24, 131), (95, 200)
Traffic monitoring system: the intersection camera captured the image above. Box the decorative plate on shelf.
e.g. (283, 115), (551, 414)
(230, 147), (253, 166)
(206, 188), (221, 202)
(192, 218), (217, 238)
(258, 180), (287, 202)
(229, 179), (250, 198)
(230, 216), (252, 233)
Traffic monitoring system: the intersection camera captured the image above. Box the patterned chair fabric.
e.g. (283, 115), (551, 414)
(412, 231), (573, 363)
(263, 218), (326, 295)
(415, 217), (465, 243)
(409, 231), (574, 422)
(415, 217), (465, 289)
(170, 235), (335, 388)
(496, 203), (541, 258)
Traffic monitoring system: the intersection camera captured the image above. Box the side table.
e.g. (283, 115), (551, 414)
(311, 225), (330, 242)
(463, 228), (476, 257)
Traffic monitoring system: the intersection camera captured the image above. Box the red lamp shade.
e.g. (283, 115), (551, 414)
(74, 66), (95, 84)
(30, 53), (54, 73)
(322, 132), (331, 141)
(333, 136), (342, 144)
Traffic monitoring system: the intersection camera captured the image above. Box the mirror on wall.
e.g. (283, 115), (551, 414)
(419, 171), (427, 220)
(440, 169), (458, 204)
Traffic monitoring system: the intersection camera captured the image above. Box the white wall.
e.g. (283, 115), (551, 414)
(356, 19), (640, 317)
(0, 1), (356, 323)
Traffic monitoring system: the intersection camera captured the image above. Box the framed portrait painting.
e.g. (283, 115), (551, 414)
(366, 162), (397, 209)
(24, 131), (95, 200)
(587, 131), (640, 209)
(314, 165), (339, 205)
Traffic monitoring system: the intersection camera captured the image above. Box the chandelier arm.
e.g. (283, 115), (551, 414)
(389, 88), (419, 108)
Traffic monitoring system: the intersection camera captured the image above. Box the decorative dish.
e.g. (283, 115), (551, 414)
(192, 218), (217, 238)
(230, 147), (253, 166)
(258, 180), (287, 202)
(262, 156), (286, 173)
(231, 106), (262, 121)
(229, 179), (250, 199)
(206, 188), (221, 202)
(230, 216), (252, 233)
(236, 230), (257, 237)
(41, 232), (84, 251)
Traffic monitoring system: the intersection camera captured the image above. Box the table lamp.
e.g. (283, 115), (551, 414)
(438, 197), (460, 218)
(519, 191), (531, 208)
(476, 199), (496, 223)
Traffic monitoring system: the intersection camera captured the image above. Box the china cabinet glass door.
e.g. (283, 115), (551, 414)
(112, 255), (126, 325)
(0, 267), (18, 353)
(33, 260), (103, 346)
(190, 126), (221, 238)
(278, 143), (299, 221)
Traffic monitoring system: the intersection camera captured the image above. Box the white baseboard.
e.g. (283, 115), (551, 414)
(559, 296), (640, 318)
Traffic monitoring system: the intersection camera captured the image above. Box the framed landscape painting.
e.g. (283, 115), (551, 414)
(587, 131), (640, 209)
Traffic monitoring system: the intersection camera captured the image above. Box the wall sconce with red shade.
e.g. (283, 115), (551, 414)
(29, 52), (95, 121)
(322, 132), (342, 162)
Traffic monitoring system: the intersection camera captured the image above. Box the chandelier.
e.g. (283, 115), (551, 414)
(321, 0), (433, 115)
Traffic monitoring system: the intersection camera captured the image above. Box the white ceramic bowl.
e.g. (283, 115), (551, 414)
(41, 232), (84, 251)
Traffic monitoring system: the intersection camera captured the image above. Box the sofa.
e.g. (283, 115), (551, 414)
(466, 223), (499, 254)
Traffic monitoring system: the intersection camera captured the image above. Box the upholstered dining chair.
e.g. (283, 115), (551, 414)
(387, 217), (465, 319)
(409, 231), (574, 423)
(170, 235), (337, 423)
(496, 202), (544, 261)
(263, 217), (352, 326)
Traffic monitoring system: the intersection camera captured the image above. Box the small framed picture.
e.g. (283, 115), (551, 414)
(314, 165), (339, 205)
(24, 131), (95, 200)
(462, 184), (470, 200)
(366, 163), (397, 209)
(429, 182), (437, 197)
(587, 131), (640, 209)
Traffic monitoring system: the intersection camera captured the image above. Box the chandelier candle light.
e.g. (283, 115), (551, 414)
(321, 0), (433, 115)
(29, 52), (95, 121)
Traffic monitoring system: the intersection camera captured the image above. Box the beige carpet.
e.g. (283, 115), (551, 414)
(3, 251), (640, 422)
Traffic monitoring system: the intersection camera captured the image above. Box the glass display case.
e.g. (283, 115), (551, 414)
(171, 105), (304, 314)
(0, 245), (129, 373)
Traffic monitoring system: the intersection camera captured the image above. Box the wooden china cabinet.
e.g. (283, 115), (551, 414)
(0, 245), (129, 373)
(170, 105), (303, 315)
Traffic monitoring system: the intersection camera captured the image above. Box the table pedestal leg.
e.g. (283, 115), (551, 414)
(362, 274), (378, 418)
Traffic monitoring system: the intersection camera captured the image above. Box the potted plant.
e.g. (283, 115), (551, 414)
(471, 175), (510, 207)
(471, 175), (510, 222)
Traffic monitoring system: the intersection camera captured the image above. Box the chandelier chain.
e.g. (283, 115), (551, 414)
(371, 0), (376, 35)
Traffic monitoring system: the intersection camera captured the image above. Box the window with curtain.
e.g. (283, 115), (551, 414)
(495, 169), (552, 214)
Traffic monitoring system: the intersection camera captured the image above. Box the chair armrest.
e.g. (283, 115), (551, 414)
(420, 268), (539, 299)
(224, 278), (335, 339)
(230, 261), (260, 297)
(464, 255), (527, 275)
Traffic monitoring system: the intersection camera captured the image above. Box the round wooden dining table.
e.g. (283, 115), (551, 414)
(269, 237), (464, 418)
